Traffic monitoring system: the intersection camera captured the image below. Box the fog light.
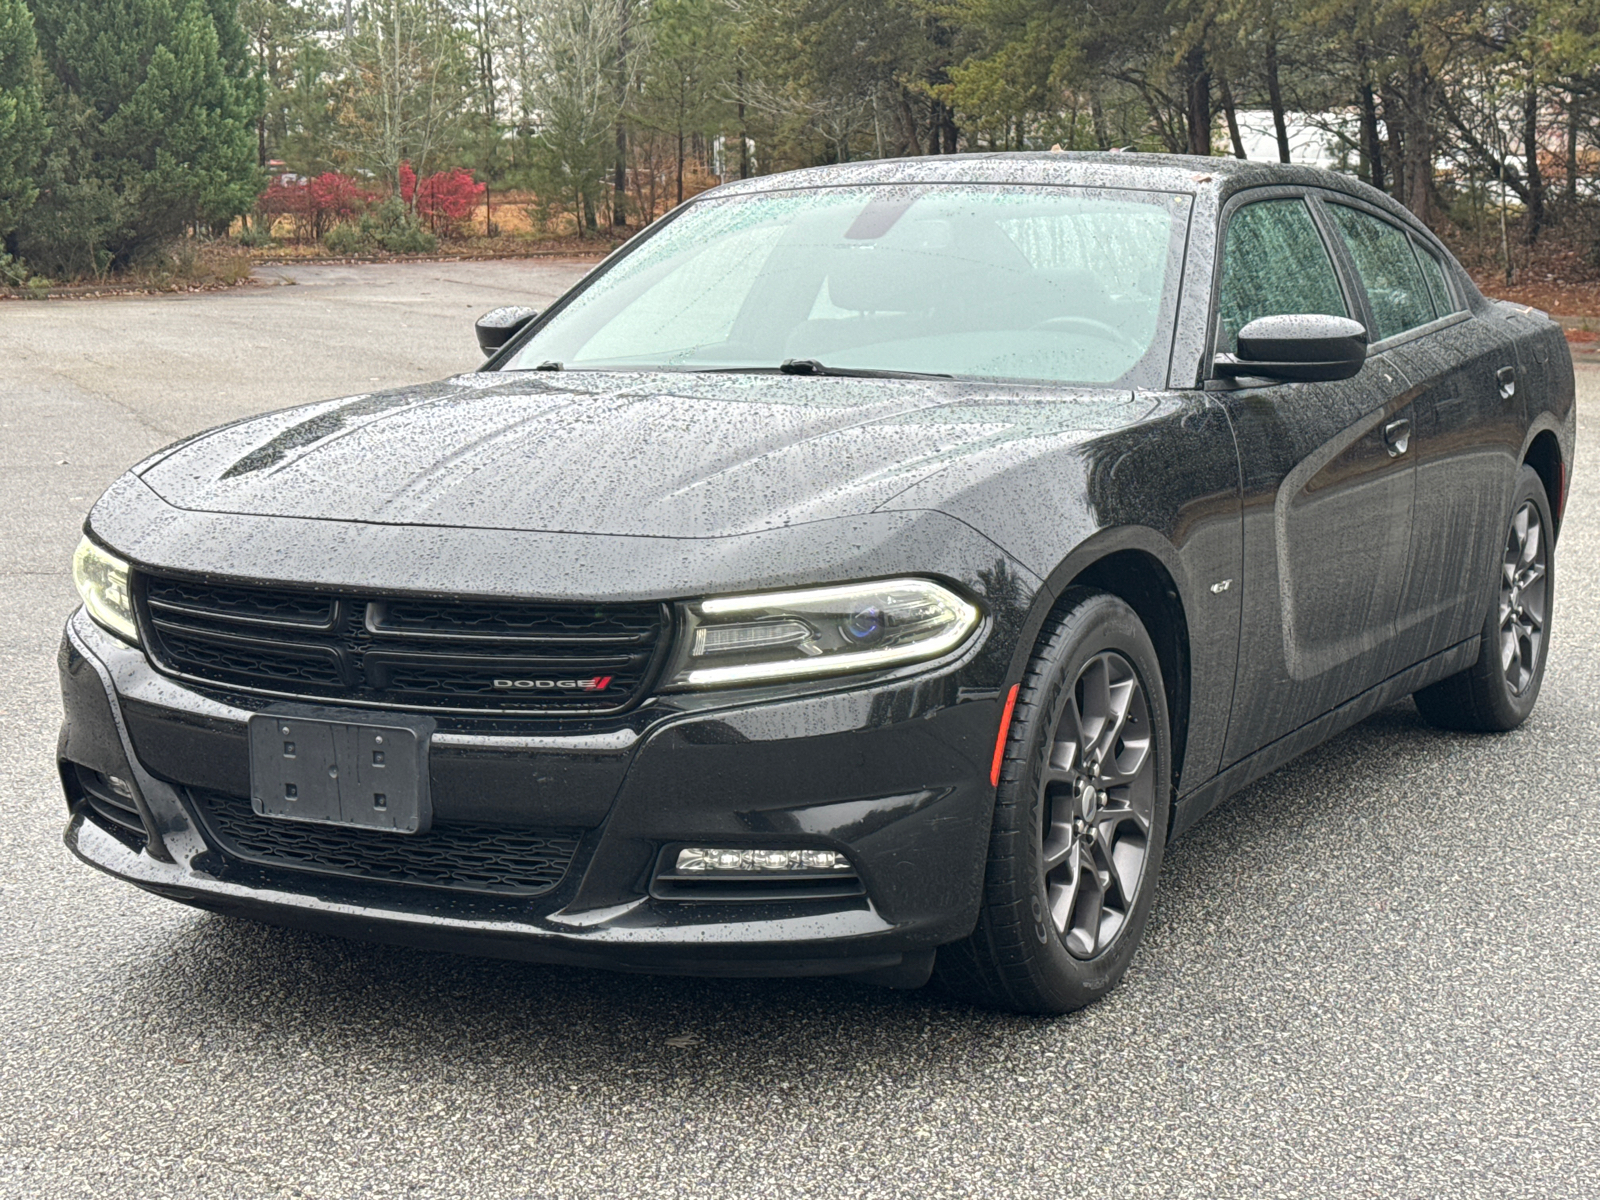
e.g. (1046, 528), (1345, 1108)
(106, 775), (134, 800)
(675, 847), (853, 873)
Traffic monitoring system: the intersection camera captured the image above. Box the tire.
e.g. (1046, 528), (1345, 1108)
(1414, 464), (1554, 733)
(935, 588), (1171, 1014)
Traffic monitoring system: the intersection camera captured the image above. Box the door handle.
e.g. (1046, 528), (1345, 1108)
(1383, 417), (1411, 457)
(1496, 365), (1516, 400)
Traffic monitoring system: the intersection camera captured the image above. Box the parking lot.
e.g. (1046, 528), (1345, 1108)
(2, 261), (1596, 1198)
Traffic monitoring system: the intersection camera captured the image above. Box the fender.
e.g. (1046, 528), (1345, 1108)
(1011, 523), (1196, 687)
(998, 523), (1212, 801)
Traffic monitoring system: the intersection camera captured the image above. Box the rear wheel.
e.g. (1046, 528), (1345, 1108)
(1414, 464), (1554, 732)
(935, 588), (1170, 1014)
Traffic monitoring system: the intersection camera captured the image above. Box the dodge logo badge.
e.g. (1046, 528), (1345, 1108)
(493, 676), (613, 691)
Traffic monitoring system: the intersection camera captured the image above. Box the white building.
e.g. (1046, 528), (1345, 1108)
(1229, 110), (1347, 168)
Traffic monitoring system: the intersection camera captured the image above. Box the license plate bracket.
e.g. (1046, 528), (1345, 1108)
(247, 709), (435, 834)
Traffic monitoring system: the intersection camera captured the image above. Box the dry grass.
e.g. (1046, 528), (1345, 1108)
(245, 233), (625, 266)
(1, 238), (257, 300)
(130, 240), (255, 290)
(242, 185), (705, 263)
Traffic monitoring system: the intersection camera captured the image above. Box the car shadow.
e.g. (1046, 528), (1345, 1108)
(102, 697), (1516, 1090)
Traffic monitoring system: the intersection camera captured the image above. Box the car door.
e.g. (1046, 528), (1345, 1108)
(1204, 191), (1420, 766)
(1319, 198), (1522, 661)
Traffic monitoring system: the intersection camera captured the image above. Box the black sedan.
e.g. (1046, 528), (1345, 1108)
(59, 154), (1573, 1013)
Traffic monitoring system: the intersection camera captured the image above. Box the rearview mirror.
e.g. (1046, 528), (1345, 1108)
(475, 306), (540, 356)
(1213, 314), (1368, 383)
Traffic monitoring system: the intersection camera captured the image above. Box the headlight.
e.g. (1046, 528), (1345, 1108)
(665, 578), (980, 688)
(72, 537), (138, 643)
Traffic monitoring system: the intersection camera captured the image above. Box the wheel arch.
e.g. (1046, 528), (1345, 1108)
(1523, 428), (1567, 538)
(1014, 531), (1194, 801)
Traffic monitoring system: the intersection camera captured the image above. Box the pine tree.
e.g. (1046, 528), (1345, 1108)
(21, 0), (262, 276)
(0, 0), (48, 243)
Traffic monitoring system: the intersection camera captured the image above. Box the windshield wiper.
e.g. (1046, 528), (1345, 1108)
(533, 361), (958, 378)
(778, 359), (953, 380)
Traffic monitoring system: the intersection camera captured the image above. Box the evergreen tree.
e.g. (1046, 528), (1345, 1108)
(638, 0), (732, 204)
(520, 0), (638, 234)
(0, 0), (48, 243)
(21, 0), (262, 276)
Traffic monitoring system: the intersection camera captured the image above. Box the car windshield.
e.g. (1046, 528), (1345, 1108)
(503, 184), (1191, 386)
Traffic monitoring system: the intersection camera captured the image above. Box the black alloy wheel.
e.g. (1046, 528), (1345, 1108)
(1041, 651), (1157, 959)
(1415, 464), (1555, 732)
(1499, 498), (1547, 697)
(935, 588), (1171, 1014)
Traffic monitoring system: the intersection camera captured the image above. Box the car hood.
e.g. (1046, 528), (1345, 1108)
(137, 371), (1142, 538)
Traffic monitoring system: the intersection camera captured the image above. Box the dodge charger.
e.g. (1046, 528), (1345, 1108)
(58, 154), (1573, 1013)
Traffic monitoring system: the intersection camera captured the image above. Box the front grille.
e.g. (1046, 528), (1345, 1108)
(137, 574), (668, 714)
(190, 789), (580, 897)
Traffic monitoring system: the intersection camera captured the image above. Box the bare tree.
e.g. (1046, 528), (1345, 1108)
(467, 0), (498, 125)
(334, 0), (472, 198)
(514, 0), (645, 233)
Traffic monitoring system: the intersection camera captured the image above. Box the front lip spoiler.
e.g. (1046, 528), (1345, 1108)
(64, 813), (924, 981)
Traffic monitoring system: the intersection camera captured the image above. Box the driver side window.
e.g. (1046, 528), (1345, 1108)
(1216, 198), (1349, 354)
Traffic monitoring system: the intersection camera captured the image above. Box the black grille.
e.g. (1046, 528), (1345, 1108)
(190, 789), (580, 897)
(138, 574), (667, 714)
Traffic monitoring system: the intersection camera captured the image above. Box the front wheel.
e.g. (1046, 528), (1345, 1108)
(935, 588), (1171, 1014)
(1414, 464), (1554, 732)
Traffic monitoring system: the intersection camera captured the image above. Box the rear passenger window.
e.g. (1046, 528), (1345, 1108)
(1216, 198), (1348, 354)
(1327, 204), (1437, 339)
(1413, 241), (1460, 316)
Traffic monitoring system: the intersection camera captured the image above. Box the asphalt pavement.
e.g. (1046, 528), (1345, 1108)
(1, 262), (1596, 1199)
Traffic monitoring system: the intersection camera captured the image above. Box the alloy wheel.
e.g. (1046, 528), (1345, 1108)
(1038, 651), (1157, 959)
(1500, 499), (1548, 696)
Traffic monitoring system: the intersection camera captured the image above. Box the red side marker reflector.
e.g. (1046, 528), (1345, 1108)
(990, 684), (1021, 788)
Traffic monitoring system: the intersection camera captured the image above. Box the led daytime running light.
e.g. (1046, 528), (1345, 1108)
(701, 581), (926, 615)
(71, 537), (139, 644)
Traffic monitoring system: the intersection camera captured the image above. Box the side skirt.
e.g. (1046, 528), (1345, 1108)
(1170, 636), (1480, 840)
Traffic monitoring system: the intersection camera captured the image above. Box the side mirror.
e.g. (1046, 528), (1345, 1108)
(1213, 314), (1368, 383)
(475, 306), (540, 356)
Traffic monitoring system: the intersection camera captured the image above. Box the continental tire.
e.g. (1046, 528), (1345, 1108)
(1414, 464), (1554, 733)
(935, 588), (1171, 1014)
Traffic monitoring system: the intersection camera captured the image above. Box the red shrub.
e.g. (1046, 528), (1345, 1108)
(419, 168), (486, 229)
(256, 176), (308, 231)
(255, 172), (375, 241)
(307, 173), (370, 225)
(398, 162), (485, 235)
(258, 164), (485, 243)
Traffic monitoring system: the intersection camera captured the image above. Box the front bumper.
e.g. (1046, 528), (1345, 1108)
(58, 608), (1005, 982)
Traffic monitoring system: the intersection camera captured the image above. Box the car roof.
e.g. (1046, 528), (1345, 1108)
(708, 151), (1432, 241)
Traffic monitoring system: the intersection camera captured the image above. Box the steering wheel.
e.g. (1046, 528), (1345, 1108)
(1029, 315), (1138, 350)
